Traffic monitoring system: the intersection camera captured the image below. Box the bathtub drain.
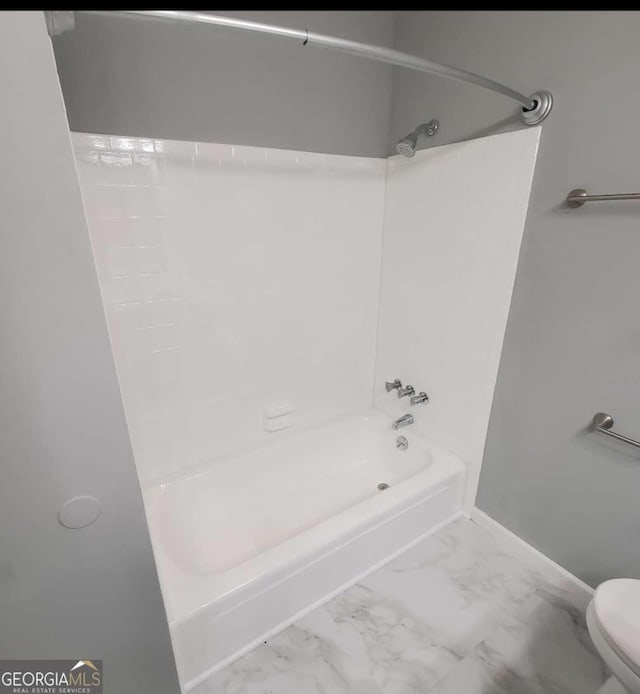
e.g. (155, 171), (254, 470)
(377, 482), (390, 491)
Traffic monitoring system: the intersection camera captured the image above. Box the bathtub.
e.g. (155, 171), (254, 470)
(144, 409), (465, 690)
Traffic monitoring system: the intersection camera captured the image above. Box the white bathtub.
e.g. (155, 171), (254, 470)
(145, 409), (465, 690)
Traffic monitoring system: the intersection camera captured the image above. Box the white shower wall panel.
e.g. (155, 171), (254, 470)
(74, 134), (386, 484)
(374, 128), (540, 510)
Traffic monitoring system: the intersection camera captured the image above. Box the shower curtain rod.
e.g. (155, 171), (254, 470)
(48, 10), (552, 126)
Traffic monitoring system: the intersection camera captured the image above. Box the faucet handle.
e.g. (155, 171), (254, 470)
(410, 391), (429, 405)
(397, 384), (415, 399)
(385, 379), (402, 392)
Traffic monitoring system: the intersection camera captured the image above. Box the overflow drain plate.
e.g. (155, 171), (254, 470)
(377, 482), (390, 491)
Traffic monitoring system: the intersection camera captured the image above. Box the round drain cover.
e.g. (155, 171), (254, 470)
(58, 495), (102, 529)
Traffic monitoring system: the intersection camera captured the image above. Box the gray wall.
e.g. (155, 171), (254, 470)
(392, 11), (640, 587)
(0, 12), (180, 691)
(52, 11), (394, 157)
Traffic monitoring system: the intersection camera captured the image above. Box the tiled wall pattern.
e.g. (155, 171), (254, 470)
(73, 134), (386, 485)
(374, 128), (540, 510)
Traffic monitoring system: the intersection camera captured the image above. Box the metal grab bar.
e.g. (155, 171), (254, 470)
(591, 413), (640, 450)
(567, 189), (640, 207)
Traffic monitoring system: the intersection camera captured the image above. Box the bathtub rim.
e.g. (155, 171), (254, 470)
(145, 420), (466, 626)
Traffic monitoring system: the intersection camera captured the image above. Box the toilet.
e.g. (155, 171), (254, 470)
(588, 579), (640, 693)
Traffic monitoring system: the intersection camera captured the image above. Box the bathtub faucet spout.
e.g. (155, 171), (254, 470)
(392, 413), (414, 430)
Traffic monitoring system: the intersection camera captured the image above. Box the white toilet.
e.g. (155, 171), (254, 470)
(588, 579), (640, 693)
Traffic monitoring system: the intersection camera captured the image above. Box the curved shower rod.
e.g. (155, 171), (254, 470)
(47, 10), (552, 126)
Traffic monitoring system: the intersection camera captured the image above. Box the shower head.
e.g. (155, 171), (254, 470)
(395, 119), (439, 158)
(396, 135), (418, 158)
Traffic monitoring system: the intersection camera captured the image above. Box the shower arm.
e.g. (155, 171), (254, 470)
(48, 10), (552, 126)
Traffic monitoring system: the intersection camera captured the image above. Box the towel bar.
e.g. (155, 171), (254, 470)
(591, 412), (640, 450)
(567, 189), (640, 207)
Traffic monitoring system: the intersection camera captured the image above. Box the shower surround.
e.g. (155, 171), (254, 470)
(74, 136), (386, 485)
(73, 128), (539, 689)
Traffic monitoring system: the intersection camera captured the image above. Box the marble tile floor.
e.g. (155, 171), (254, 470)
(193, 517), (608, 694)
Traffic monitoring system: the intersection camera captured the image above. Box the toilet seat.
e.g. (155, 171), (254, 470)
(587, 579), (640, 694)
(595, 579), (640, 677)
